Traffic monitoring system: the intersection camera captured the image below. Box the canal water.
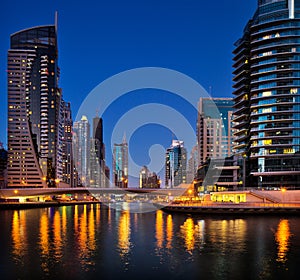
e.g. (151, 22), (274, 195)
(0, 202), (300, 280)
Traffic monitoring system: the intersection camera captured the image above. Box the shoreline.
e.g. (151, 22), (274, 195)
(157, 203), (300, 215)
(0, 200), (100, 210)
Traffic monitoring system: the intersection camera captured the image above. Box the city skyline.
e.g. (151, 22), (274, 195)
(0, 0), (257, 173)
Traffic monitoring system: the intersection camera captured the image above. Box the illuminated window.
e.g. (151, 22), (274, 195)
(290, 88), (298, 94)
(262, 108), (272, 113)
(284, 148), (295, 154)
(263, 139), (272, 145)
(263, 35), (271, 39)
(262, 51), (273, 56)
(262, 91), (272, 97)
(269, 149), (277, 154)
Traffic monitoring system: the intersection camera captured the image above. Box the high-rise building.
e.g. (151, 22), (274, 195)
(197, 98), (234, 165)
(233, 0), (300, 189)
(61, 101), (77, 187)
(0, 143), (7, 189)
(139, 166), (160, 188)
(7, 23), (69, 188)
(165, 140), (187, 188)
(113, 135), (128, 188)
(90, 116), (109, 187)
(186, 145), (198, 184)
(73, 115), (90, 187)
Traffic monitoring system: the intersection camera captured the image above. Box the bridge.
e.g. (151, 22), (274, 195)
(0, 187), (191, 199)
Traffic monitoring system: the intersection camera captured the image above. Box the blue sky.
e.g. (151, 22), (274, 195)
(0, 0), (257, 186)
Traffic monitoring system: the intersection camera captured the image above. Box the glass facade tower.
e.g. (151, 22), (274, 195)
(233, 0), (300, 189)
(113, 135), (128, 188)
(7, 25), (66, 188)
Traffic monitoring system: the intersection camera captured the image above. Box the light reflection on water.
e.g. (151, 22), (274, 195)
(275, 219), (291, 264)
(11, 210), (27, 264)
(3, 202), (300, 279)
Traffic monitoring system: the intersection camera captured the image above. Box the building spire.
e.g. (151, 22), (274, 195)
(55, 11), (58, 33)
(122, 132), (127, 144)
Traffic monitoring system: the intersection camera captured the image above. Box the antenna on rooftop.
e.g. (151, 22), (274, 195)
(55, 11), (58, 33)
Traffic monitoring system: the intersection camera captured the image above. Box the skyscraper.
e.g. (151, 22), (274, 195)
(197, 98), (234, 165)
(139, 165), (160, 188)
(186, 145), (198, 184)
(73, 115), (90, 187)
(7, 23), (68, 188)
(0, 143), (7, 189)
(165, 140), (187, 188)
(233, 0), (300, 189)
(90, 116), (109, 187)
(61, 101), (77, 187)
(113, 135), (128, 188)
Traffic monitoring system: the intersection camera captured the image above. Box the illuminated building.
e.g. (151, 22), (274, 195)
(165, 140), (187, 188)
(186, 145), (199, 184)
(139, 166), (160, 188)
(0, 143), (7, 188)
(233, 0), (300, 189)
(197, 98), (234, 165)
(73, 115), (90, 187)
(7, 21), (70, 188)
(61, 101), (77, 187)
(113, 134), (128, 188)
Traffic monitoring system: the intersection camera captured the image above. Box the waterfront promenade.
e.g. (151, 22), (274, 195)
(157, 201), (300, 215)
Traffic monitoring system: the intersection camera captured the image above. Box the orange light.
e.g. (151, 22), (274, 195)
(281, 188), (286, 193)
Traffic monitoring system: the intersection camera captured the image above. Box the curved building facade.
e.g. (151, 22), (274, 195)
(7, 25), (63, 188)
(233, 0), (300, 189)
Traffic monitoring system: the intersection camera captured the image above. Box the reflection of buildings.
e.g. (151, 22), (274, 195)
(118, 211), (131, 257)
(275, 219), (290, 264)
(0, 143), (7, 188)
(73, 116), (90, 187)
(139, 166), (160, 188)
(165, 140), (187, 188)
(233, 0), (300, 189)
(113, 135), (128, 188)
(197, 97), (234, 165)
(7, 23), (71, 188)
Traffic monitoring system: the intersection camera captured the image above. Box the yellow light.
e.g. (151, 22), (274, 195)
(55, 179), (60, 183)
(281, 188), (286, 193)
(14, 190), (18, 194)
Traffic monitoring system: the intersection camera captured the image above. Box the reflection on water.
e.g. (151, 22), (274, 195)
(275, 219), (291, 264)
(166, 214), (173, 249)
(11, 210), (27, 264)
(180, 217), (196, 252)
(53, 210), (62, 260)
(155, 210), (164, 249)
(3, 203), (300, 279)
(39, 211), (50, 273)
(118, 210), (131, 257)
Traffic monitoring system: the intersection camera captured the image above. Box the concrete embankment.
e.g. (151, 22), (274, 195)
(158, 203), (300, 215)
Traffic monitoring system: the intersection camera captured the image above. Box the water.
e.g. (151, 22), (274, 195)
(1, 202), (300, 280)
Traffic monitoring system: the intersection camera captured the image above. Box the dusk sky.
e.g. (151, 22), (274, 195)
(0, 0), (257, 185)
